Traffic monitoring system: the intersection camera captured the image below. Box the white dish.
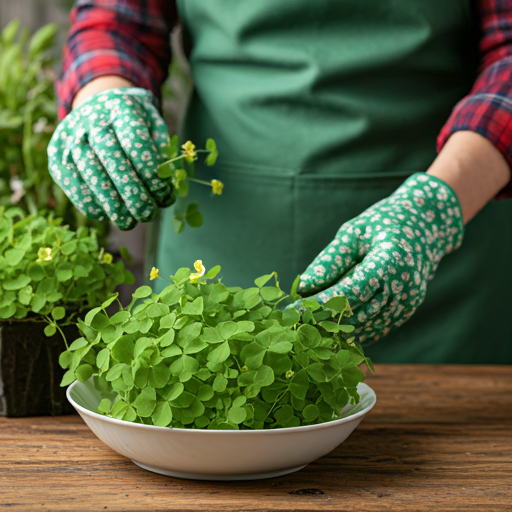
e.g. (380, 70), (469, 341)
(67, 379), (376, 481)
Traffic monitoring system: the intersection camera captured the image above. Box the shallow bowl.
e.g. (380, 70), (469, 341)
(67, 379), (376, 480)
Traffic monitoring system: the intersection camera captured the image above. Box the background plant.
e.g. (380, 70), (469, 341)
(0, 207), (134, 341)
(0, 19), (108, 241)
(59, 263), (373, 430)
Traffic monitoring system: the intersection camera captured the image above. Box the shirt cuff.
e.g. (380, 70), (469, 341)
(437, 93), (512, 200)
(56, 51), (157, 120)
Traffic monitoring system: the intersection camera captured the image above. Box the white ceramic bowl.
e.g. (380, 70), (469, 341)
(67, 379), (376, 481)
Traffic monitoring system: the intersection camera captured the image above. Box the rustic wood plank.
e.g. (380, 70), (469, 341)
(1, 365), (511, 511)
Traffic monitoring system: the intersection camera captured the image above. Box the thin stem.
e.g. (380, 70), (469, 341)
(188, 177), (213, 187)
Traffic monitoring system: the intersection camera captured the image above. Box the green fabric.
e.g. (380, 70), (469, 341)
(48, 88), (173, 230)
(155, 0), (512, 363)
(297, 173), (464, 341)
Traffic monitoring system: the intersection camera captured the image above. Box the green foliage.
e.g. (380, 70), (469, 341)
(0, 207), (134, 344)
(0, 20), (109, 241)
(157, 136), (220, 234)
(60, 263), (373, 430)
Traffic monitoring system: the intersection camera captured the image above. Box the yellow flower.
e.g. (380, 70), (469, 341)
(150, 267), (160, 280)
(285, 370), (295, 379)
(189, 260), (205, 283)
(211, 179), (224, 195)
(181, 141), (197, 163)
(103, 253), (113, 264)
(36, 247), (52, 263)
(241, 365), (248, 371)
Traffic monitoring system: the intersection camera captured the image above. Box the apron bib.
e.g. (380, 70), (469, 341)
(155, 0), (512, 363)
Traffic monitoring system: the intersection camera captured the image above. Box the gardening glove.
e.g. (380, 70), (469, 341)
(297, 173), (464, 342)
(47, 87), (174, 230)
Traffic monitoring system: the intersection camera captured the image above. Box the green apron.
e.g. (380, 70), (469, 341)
(155, 0), (512, 364)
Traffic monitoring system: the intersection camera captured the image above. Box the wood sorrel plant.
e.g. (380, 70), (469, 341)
(60, 261), (374, 430)
(157, 136), (220, 233)
(0, 207), (134, 343)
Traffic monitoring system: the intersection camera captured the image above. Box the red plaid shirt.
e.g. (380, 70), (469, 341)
(58, 0), (512, 196)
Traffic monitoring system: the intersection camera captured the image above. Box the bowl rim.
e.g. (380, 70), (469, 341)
(67, 380), (376, 435)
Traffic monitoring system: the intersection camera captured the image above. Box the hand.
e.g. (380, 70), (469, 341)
(48, 87), (174, 230)
(297, 173), (464, 341)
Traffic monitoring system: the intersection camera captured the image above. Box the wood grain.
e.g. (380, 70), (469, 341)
(1, 365), (511, 512)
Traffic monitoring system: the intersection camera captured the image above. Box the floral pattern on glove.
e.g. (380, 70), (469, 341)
(47, 87), (174, 230)
(297, 173), (464, 342)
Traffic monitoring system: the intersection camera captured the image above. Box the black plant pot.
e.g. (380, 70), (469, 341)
(0, 321), (78, 417)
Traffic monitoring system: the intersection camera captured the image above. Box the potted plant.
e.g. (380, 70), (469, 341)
(0, 207), (133, 417)
(60, 261), (373, 429)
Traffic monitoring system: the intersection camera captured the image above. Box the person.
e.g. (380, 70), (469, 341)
(48, 0), (512, 364)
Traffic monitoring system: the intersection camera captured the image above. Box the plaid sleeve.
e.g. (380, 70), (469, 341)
(56, 0), (176, 119)
(437, 0), (512, 198)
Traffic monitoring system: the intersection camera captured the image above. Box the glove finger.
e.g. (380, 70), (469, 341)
(70, 142), (137, 231)
(48, 130), (105, 221)
(89, 126), (158, 223)
(139, 97), (174, 160)
(298, 226), (360, 295)
(114, 109), (174, 207)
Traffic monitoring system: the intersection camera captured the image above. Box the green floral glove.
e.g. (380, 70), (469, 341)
(297, 173), (464, 342)
(48, 87), (174, 230)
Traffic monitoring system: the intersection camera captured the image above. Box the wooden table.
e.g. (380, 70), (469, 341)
(1, 365), (511, 511)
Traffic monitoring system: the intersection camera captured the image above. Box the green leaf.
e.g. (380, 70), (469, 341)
(27, 263), (45, 281)
(75, 364), (94, 382)
(281, 309), (300, 329)
(59, 350), (73, 369)
(182, 296), (203, 316)
(207, 341), (230, 364)
(254, 273), (274, 288)
(98, 398), (112, 415)
(146, 303), (169, 318)
(298, 324), (322, 348)
(28, 22), (57, 57)
(5, 248), (24, 266)
(159, 328), (176, 347)
(96, 348), (110, 372)
(56, 269), (73, 282)
(101, 294), (118, 309)
(61, 240), (77, 255)
(302, 404), (319, 421)
(290, 275), (300, 301)
(212, 374), (228, 392)
(60, 369), (76, 387)
(197, 385), (214, 402)
(204, 265), (221, 279)
(228, 407), (247, 424)
(240, 342), (266, 370)
(111, 336), (134, 364)
(290, 370), (309, 400)
(160, 381), (184, 401)
(158, 161), (174, 179)
(185, 208), (203, 228)
(133, 387), (157, 417)
(106, 363), (127, 382)
(74, 265), (89, 278)
(18, 285), (33, 306)
(171, 216), (185, 234)
(152, 401), (173, 427)
(160, 312), (176, 329)
(69, 337), (88, 351)
(30, 294), (46, 313)
(324, 296), (349, 314)
(44, 324), (56, 337)
(3, 274), (31, 290)
(302, 299), (321, 311)
(149, 365), (171, 388)
(110, 311), (131, 325)
(254, 365), (274, 386)
(85, 307), (102, 326)
(51, 306), (66, 321)
(133, 286), (153, 299)
(275, 405), (294, 424)
(218, 321), (237, 340)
